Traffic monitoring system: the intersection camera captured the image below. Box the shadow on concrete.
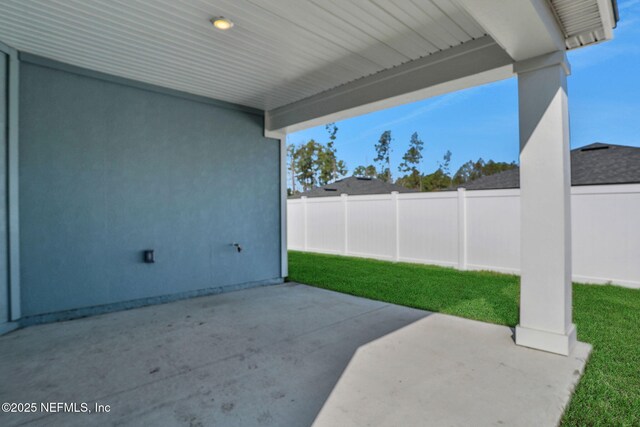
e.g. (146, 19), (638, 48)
(311, 311), (590, 427)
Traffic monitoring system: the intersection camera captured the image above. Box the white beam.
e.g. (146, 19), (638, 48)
(266, 36), (513, 133)
(515, 52), (575, 356)
(455, 0), (566, 61)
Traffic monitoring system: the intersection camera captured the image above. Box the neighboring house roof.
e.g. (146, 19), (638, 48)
(459, 143), (640, 190)
(289, 176), (417, 198)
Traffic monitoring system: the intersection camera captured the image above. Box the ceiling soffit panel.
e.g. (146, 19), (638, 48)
(0, 0), (488, 110)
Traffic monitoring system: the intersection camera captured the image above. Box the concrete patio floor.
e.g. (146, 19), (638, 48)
(0, 283), (590, 427)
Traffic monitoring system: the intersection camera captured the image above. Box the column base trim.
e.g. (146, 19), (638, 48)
(515, 323), (577, 356)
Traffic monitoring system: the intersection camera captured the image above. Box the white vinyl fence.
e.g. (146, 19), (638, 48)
(287, 184), (640, 289)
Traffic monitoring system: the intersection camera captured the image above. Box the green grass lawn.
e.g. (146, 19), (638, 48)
(288, 251), (640, 426)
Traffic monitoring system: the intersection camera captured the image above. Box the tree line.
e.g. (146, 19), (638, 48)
(287, 123), (347, 193)
(287, 125), (517, 195)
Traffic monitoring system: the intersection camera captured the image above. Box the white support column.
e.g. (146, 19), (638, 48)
(515, 52), (576, 356)
(265, 127), (288, 278)
(457, 188), (467, 270)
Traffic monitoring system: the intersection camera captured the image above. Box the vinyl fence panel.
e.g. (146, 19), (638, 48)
(306, 197), (345, 254)
(347, 195), (396, 260)
(571, 185), (640, 287)
(465, 189), (521, 274)
(288, 184), (640, 288)
(287, 199), (305, 250)
(397, 192), (459, 267)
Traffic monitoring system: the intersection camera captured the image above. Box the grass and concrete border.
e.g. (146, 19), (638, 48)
(288, 251), (640, 426)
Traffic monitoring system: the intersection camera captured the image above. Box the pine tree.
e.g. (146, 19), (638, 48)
(398, 132), (424, 189)
(375, 130), (393, 183)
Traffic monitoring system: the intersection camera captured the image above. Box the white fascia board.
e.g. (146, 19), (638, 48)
(597, 0), (616, 40)
(266, 36), (513, 133)
(454, 0), (565, 61)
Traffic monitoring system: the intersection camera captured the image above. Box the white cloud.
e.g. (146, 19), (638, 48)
(347, 86), (487, 145)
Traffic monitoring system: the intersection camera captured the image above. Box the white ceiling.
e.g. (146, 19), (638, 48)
(0, 0), (487, 111)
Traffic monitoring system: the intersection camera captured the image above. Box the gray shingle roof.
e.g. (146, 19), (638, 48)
(459, 143), (640, 190)
(289, 176), (418, 198)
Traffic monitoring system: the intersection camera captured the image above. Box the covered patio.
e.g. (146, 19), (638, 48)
(0, 0), (618, 425)
(0, 283), (590, 426)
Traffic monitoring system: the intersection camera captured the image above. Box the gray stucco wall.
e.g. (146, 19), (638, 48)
(19, 60), (281, 317)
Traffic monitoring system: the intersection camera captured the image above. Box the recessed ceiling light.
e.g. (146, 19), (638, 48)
(211, 17), (234, 30)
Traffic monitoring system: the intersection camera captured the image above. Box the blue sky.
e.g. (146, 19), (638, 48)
(289, 0), (640, 179)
